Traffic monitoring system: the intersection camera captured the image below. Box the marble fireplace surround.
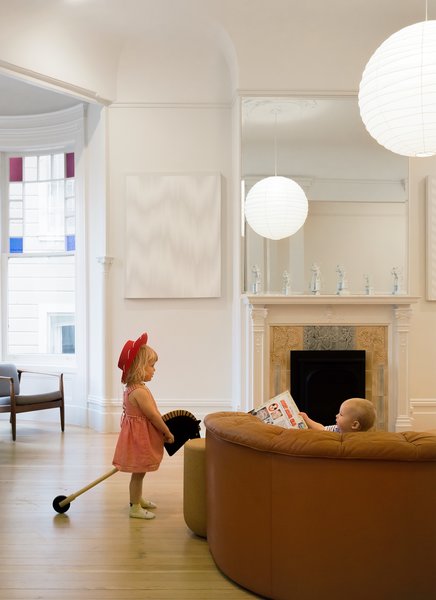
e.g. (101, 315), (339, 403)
(242, 294), (419, 432)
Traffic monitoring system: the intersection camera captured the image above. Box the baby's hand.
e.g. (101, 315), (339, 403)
(164, 432), (175, 444)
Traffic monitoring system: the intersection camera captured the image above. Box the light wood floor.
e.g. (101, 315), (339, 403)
(0, 420), (261, 600)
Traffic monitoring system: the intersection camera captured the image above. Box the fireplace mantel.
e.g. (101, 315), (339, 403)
(241, 294), (420, 432)
(243, 294), (420, 306)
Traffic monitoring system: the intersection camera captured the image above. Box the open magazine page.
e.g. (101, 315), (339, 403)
(249, 391), (308, 429)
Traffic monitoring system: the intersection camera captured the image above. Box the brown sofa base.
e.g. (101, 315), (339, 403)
(205, 412), (436, 600)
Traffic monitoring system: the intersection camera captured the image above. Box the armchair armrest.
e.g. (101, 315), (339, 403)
(17, 370), (64, 393)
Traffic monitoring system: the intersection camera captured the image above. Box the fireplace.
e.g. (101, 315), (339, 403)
(242, 293), (418, 431)
(290, 350), (366, 425)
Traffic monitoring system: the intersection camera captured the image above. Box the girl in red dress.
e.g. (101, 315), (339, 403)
(113, 332), (174, 519)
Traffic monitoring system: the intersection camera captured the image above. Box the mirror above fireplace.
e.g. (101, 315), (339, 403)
(241, 95), (409, 295)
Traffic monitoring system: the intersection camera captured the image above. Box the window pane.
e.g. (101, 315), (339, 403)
(65, 196), (75, 215)
(10, 202), (23, 219)
(9, 157), (23, 182)
(62, 325), (75, 354)
(38, 155), (51, 180)
(9, 182), (23, 199)
(9, 237), (23, 253)
(65, 152), (74, 178)
(24, 156), (37, 181)
(66, 234), (75, 251)
(65, 216), (75, 235)
(65, 178), (74, 197)
(53, 153), (64, 179)
(10, 221), (23, 236)
(7, 255), (75, 355)
(24, 181), (39, 205)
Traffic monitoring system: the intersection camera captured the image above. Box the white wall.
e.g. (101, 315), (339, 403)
(102, 22), (236, 428)
(106, 105), (234, 426)
(0, 1), (436, 432)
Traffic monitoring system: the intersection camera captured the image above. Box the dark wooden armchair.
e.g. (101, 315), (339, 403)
(0, 363), (64, 441)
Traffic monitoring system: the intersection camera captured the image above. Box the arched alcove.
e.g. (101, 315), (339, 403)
(115, 16), (238, 103)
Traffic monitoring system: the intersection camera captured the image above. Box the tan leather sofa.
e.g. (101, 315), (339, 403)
(204, 412), (436, 600)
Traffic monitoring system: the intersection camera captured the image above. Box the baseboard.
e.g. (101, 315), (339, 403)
(0, 397), (238, 435)
(86, 396), (235, 434)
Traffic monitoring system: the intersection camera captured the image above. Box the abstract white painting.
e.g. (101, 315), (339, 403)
(125, 173), (221, 298)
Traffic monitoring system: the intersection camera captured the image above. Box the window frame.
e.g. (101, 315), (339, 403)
(0, 105), (85, 371)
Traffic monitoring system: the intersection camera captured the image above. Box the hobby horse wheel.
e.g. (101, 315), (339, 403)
(52, 495), (70, 513)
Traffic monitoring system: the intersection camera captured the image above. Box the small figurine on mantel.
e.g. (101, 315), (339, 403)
(363, 274), (374, 295)
(336, 264), (350, 295)
(282, 270), (291, 296)
(309, 263), (321, 295)
(251, 264), (262, 295)
(391, 267), (400, 295)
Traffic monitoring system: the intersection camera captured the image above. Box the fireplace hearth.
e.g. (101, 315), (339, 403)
(290, 350), (366, 425)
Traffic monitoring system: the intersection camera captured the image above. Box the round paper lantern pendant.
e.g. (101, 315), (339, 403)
(245, 175), (308, 240)
(359, 20), (436, 157)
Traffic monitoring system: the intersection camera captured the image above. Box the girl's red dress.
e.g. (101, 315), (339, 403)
(112, 383), (164, 472)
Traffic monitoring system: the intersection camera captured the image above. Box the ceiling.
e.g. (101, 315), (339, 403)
(0, 74), (81, 116)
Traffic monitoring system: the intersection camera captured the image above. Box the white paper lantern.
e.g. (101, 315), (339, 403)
(245, 176), (308, 240)
(359, 20), (436, 157)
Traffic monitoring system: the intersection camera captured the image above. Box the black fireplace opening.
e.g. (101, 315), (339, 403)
(290, 350), (366, 426)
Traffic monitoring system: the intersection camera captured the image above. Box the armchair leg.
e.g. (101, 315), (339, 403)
(10, 412), (16, 441)
(60, 404), (65, 432)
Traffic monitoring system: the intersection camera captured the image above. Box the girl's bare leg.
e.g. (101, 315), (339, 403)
(129, 473), (155, 519)
(129, 472), (145, 504)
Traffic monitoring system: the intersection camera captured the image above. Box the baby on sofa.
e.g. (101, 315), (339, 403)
(300, 397), (376, 433)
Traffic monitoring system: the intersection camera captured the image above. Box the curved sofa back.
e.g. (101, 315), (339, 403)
(205, 411), (436, 460)
(205, 412), (436, 600)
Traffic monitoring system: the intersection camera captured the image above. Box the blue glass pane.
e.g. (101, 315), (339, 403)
(62, 325), (75, 354)
(9, 237), (23, 253)
(66, 235), (75, 251)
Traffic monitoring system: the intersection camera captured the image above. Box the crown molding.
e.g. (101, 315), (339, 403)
(0, 59), (111, 106)
(110, 101), (231, 109)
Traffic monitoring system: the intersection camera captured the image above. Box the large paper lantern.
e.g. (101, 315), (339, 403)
(358, 20), (436, 157)
(244, 175), (308, 240)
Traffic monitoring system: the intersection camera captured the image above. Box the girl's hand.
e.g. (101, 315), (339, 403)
(164, 432), (175, 444)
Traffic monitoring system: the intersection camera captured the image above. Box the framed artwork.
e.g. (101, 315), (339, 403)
(125, 173), (221, 298)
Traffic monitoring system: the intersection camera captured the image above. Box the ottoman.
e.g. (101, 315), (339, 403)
(183, 437), (207, 537)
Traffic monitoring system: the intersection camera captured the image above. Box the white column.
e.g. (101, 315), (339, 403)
(247, 304), (268, 410)
(393, 304), (413, 431)
(87, 255), (114, 431)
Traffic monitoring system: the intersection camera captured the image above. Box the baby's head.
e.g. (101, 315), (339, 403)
(336, 398), (376, 433)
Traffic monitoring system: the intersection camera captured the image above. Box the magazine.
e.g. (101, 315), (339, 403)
(249, 390), (308, 429)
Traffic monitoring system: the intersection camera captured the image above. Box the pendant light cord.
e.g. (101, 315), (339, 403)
(274, 110), (278, 177)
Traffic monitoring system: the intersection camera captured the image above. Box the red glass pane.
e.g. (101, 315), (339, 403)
(9, 157), (23, 182)
(65, 152), (75, 178)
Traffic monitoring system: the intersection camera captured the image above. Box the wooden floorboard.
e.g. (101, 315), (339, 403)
(0, 421), (261, 599)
